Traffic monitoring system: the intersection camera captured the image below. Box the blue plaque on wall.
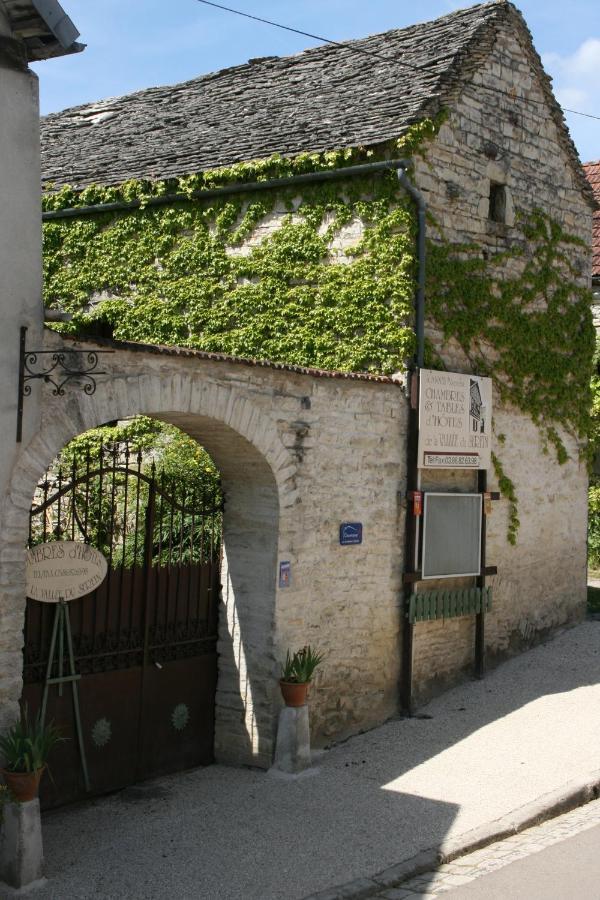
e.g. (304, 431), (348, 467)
(279, 561), (291, 587)
(339, 523), (362, 545)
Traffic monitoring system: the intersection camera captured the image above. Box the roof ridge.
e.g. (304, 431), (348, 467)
(40, 0), (591, 203)
(41, 1), (503, 122)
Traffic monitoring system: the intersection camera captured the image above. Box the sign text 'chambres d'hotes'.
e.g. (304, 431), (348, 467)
(25, 541), (108, 602)
(418, 369), (493, 470)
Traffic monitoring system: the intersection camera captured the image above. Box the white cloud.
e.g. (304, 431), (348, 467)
(554, 87), (588, 110)
(542, 38), (600, 163)
(542, 39), (600, 114)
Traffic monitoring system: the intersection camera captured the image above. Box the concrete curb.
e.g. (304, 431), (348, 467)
(303, 769), (600, 900)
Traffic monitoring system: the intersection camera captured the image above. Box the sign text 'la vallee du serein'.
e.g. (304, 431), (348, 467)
(26, 541), (108, 602)
(418, 369), (493, 470)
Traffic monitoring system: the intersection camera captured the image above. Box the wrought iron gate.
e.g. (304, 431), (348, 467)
(22, 442), (222, 808)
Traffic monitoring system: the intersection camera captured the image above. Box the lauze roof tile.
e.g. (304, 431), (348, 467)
(583, 162), (600, 278)
(40, 2), (513, 189)
(39, 0), (589, 209)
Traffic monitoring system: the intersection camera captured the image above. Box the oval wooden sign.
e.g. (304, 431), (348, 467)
(26, 542), (108, 603)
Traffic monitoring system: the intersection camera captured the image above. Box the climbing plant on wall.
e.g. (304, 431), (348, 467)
(587, 340), (600, 567)
(42, 124), (595, 544)
(426, 212), (595, 542)
(43, 146), (419, 374)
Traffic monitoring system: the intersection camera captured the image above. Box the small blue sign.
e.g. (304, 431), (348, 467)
(340, 523), (363, 546)
(279, 561), (291, 588)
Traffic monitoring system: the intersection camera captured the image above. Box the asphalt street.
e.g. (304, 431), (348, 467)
(443, 824), (600, 899)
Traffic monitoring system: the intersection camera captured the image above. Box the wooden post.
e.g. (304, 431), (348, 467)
(136, 479), (157, 779)
(401, 369), (420, 714)
(475, 469), (487, 678)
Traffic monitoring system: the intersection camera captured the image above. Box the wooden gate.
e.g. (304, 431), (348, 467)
(22, 443), (222, 808)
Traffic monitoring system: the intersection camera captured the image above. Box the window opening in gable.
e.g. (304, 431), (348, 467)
(489, 182), (507, 224)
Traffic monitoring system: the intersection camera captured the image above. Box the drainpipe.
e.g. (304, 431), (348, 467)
(396, 166), (427, 715)
(397, 167), (426, 369)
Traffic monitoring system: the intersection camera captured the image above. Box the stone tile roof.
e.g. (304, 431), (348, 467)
(40, 0), (590, 208)
(39, 2), (509, 189)
(583, 162), (600, 278)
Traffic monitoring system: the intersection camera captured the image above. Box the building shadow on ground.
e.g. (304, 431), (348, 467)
(34, 622), (600, 900)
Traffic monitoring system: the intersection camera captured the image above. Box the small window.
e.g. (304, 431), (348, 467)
(489, 182), (506, 224)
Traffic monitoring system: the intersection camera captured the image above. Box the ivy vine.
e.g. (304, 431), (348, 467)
(426, 213), (594, 541)
(44, 173), (417, 373)
(42, 119), (595, 545)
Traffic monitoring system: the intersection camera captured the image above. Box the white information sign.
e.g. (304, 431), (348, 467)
(418, 369), (492, 470)
(26, 541), (108, 602)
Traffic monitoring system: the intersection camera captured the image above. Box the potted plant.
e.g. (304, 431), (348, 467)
(0, 707), (63, 802)
(279, 646), (324, 707)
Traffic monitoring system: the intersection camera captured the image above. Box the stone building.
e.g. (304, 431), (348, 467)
(0, 1), (595, 783)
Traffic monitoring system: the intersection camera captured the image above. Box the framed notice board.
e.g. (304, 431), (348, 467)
(421, 493), (482, 579)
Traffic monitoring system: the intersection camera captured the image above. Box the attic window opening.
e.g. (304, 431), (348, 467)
(489, 182), (507, 224)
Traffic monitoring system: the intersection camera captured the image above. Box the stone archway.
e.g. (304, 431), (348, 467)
(1, 331), (408, 762)
(0, 341), (296, 770)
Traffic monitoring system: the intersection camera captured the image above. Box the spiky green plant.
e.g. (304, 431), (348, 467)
(0, 706), (64, 773)
(280, 646), (324, 684)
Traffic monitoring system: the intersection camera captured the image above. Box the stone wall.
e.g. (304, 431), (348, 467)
(410, 20), (592, 702)
(0, 336), (407, 764)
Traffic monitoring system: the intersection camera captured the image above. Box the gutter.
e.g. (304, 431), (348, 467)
(42, 158), (413, 221)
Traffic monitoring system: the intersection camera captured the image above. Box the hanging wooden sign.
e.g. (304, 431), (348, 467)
(25, 541), (108, 602)
(418, 369), (493, 469)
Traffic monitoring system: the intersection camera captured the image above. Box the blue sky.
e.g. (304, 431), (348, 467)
(33, 0), (600, 163)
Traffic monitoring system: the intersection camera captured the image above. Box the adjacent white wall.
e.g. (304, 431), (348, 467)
(0, 26), (44, 492)
(0, 20), (45, 728)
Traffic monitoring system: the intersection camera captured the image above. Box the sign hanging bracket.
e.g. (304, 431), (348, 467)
(16, 326), (113, 443)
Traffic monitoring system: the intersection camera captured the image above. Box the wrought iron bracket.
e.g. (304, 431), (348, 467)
(17, 326), (113, 442)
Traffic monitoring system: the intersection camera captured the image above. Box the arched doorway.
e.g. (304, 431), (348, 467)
(23, 420), (225, 806)
(1, 356), (287, 800)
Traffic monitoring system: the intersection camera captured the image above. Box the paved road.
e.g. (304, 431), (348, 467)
(443, 825), (600, 899)
(373, 796), (600, 899)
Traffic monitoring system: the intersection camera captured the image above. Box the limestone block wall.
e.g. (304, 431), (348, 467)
(0, 336), (407, 764)
(410, 21), (592, 701)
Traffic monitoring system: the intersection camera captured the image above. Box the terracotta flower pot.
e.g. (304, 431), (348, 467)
(1, 767), (45, 802)
(279, 680), (309, 707)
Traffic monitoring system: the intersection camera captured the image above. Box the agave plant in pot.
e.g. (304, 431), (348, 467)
(279, 646), (324, 707)
(0, 707), (63, 802)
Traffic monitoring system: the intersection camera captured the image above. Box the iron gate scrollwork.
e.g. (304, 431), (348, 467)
(23, 440), (223, 808)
